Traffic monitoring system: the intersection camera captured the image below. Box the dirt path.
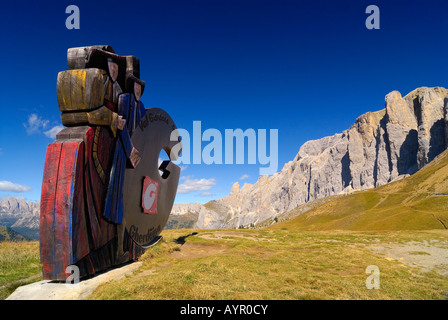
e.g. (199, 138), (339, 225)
(170, 241), (228, 260)
(367, 239), (448, 275)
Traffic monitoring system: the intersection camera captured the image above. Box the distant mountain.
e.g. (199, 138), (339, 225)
(166, 203), (203, 229)
(173, 87), (448, 229)
(0, 197), (40, 240)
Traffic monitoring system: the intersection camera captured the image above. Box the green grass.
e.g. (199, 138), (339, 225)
(1, 229), (446, 300)
(88, 229), (448, 300)
(0, 241), (42, 299)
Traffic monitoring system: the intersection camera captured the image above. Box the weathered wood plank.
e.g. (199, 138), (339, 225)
(53, 141), (74, 275)
(56, 71), (71, 111)
(57, 69), (108, 112)
(40, 142), (63, 280)
(56, 126), (89, 140)
(125, 55), (140, 79)
(40, 139), (87, 281)
(67, 45), (115, 70)
(60, 111), (89, 127)
(67, 46), (127, 90)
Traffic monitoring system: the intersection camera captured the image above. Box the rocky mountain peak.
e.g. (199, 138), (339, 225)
(0, 197), (40, 216)
(230, 182), (240, 196)
(0, 197), (40, 239)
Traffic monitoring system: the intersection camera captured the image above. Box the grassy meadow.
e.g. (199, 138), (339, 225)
(89, 228), (448, 300)
(0, 241), (42, 299)
(0, 228), (446, 300)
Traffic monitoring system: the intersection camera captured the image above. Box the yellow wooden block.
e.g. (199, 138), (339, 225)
(57, 68), (108, 112)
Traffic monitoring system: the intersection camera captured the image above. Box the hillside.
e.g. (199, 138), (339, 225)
(166, 211), (199, 229)
(270, 148), (448, 231)
(0, 225), (31, 242)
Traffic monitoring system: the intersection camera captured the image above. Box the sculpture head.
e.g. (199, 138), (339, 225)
(125, 73), (145, 100)
(107, 58), (119, 82)
(134, 82), (142, 101)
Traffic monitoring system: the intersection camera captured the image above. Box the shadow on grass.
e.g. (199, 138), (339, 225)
(175, 232), (198, 245)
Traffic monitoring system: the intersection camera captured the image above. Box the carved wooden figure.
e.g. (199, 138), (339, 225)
(40, 45), (181, 281)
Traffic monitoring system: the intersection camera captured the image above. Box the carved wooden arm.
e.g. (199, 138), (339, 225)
(87, 106), (124, 137)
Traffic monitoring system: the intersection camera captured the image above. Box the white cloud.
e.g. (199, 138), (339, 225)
(24, 113), (49, 135)
(24, 113), (64, 139)
(239, 174), (249, 180)
(44, 125), (65, 139)
(177, 178), (216, 194)
(0, 181), (32, 193)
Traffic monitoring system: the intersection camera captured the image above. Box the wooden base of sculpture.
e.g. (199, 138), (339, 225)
(40, 126), (149, 281)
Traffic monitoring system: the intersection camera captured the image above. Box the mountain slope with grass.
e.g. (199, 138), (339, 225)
(0, 225), (31, 242)
(270, 148), (448, 231)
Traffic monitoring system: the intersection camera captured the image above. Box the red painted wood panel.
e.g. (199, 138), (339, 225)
(53, 141), (78, 278)
(40, 139), (89, 280)
(40, 142), (63, 280)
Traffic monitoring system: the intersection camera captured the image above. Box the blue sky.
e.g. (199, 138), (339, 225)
(0, 0), (447, 204)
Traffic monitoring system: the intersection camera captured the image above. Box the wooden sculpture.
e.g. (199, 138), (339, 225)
(40, 45), (181, 281)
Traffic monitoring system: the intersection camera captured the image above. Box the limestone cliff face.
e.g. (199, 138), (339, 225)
(174, 87), (448, 229)
(0, 197), (40, 239)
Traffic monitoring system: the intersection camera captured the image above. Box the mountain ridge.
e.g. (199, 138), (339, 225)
(172, 86), (448, 229)
(0, 197), (40, 240)
(270, 146), (448, 231)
